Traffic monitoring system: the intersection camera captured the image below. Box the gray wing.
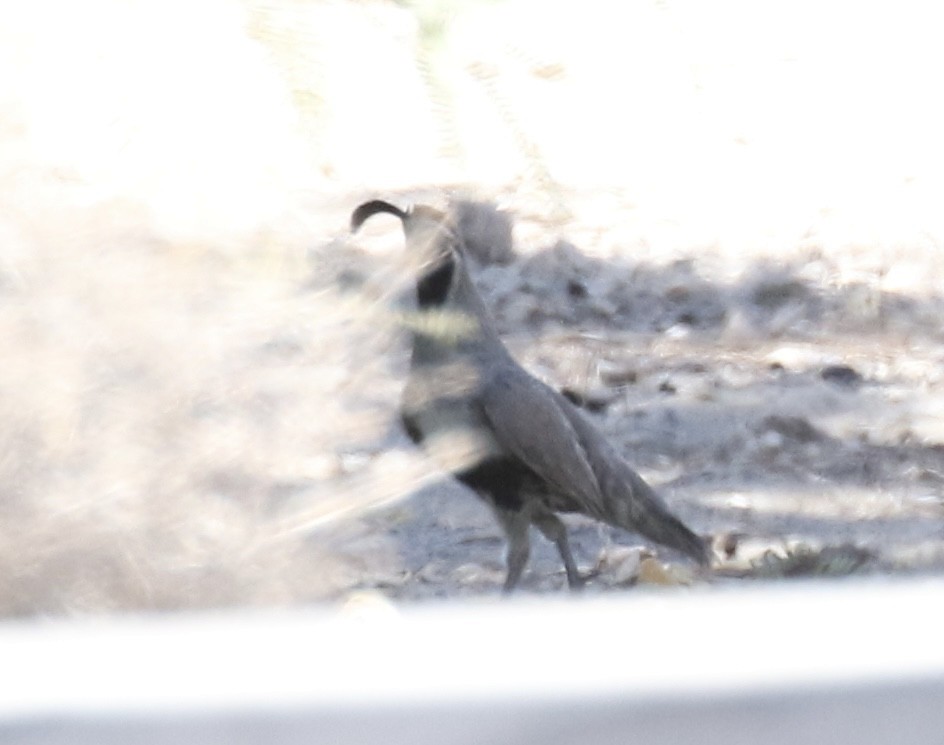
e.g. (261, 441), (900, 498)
(480, 365), (710, 565)
(478, 366), (606, 516)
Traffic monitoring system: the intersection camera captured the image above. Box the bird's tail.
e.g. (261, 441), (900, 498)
(615, 469), (712, 567)
(635, 502), (711, 567)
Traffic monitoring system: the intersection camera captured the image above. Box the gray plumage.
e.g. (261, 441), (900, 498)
(351, 199), (710, 591)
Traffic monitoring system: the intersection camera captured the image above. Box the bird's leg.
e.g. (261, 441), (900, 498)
(494, 508), (531, 594)
(532, 510), (583, 591)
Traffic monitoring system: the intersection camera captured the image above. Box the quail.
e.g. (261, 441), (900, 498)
(351, 199), (710, 592)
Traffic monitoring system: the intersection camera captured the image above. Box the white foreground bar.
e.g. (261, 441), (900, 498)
(2, 577), (943, 744)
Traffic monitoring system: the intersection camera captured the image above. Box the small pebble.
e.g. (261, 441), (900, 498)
(821, 364), (863, 387)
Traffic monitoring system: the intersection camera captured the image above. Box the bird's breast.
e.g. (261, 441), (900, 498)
(405, 397), (503, 474)
(402, 359), (504, 475)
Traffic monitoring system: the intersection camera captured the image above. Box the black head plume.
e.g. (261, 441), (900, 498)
(350, 200), (461, 309)
(350, 200), (408, 233)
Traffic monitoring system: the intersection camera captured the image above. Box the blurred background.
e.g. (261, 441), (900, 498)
(2, 0), (943, 616)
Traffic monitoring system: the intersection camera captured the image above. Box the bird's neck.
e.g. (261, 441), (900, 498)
(410, 257), (504, 363)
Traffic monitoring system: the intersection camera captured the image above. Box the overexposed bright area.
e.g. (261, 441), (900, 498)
(3, 1), (944, 741)
(0, 0), (942, 615)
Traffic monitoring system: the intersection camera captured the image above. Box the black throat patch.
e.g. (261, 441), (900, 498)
(416, 256), (456, 307)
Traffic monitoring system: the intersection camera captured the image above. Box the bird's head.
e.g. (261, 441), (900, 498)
(350, 200), (463, 308)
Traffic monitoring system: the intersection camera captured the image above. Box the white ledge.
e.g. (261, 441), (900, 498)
(2, 576), (943, 744)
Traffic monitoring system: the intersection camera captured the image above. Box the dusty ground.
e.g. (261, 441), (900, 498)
(328, 190), (944, 598)
(1, 1), (942, 614)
